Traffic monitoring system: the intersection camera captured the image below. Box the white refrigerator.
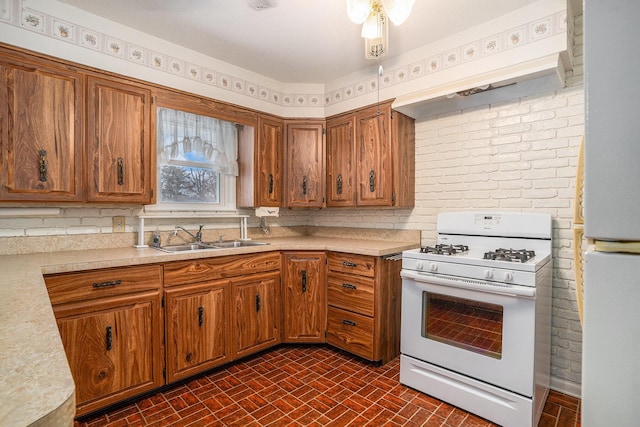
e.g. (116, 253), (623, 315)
(583, 1), (640, 426)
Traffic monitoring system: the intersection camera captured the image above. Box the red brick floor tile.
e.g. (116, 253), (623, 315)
(74, 345), (580, 427)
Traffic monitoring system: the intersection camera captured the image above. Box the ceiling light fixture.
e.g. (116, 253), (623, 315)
(347, 0), (415, 59)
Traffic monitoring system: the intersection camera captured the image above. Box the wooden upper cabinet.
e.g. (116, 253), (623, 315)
(86, 76), (153, 203)
(256, 116), (283, 207)
(0, 58), (83, 201)
(326, 101), (415, 208)
(355, 104), (393, 206)
(284, 121), (325, 208)
(326, 115), (357, 207)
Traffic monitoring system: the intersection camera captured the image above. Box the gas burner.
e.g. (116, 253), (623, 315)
(420, 244), (469, 255)
(483, 248), (536, 263)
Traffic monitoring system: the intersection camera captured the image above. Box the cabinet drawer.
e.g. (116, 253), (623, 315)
(328, 252), (375, 277)
(45, 264), (162, 305)
(164, 252), (280, 286)
(327, 273), (374, 317)
(326, 306), (374, 361)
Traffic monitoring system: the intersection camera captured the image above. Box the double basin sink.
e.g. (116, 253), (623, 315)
(154, 240), (269, 253)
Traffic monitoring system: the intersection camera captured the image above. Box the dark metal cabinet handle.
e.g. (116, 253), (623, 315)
(336, 174), (343, 195)
(105, 326), (112, 351)
(117, 157), (124, 186)
(342, 319), (357, 327)
(342, 283), (357, 290)
(302, 175), (307, 195)
(342, 261), (358, 268)
(198, 306), (204, 327)
(38, 150), (47, 182)
(369, 170), (375, 192)
(301, 270), (307, 293)
(255, 294), (261, 312)
(92, 280), (122, 288)
(268, 173), (274, 194)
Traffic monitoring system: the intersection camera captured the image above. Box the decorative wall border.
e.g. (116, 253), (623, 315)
(4, 0), (566, 108)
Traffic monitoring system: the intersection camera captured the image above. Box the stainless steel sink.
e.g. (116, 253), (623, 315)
(154, 243), (219, 252)
(154, 241), (269, 252)
(205, 240), (270, 248)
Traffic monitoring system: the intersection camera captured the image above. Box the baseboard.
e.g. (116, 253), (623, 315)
(550, 376), (582, 398)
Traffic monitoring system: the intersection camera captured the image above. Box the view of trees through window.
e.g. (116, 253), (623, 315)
(159, 165), (219, 203)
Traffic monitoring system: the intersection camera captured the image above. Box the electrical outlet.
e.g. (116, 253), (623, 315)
(112, 216), (125, 233)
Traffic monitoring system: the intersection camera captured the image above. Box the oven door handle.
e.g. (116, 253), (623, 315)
(401, 270), (536, 298)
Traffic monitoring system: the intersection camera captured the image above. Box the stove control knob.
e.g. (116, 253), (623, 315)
(429, 263), (438, 273)
(416, 261), (424, 271)
(503, 271), (514, 282)
(484, 269), (494, 280)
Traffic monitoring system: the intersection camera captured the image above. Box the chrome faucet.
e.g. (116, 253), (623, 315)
(174, 224), (204, 243)
(218, 234), (226, 243)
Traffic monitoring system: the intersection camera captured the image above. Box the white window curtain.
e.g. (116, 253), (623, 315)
(157, 107), (238, 176)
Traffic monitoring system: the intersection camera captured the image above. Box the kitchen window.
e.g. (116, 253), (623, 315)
(151, 107), (238, 212)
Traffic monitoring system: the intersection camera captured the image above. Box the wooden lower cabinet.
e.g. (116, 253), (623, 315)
(164, 280), (231, 383)
(326, 251), (402, 364)
(282, 251), (327, 342)
(54, 291), (163, 417)
(232, 271), (281, 359)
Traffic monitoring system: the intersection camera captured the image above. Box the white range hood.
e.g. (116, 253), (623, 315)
(392, 53), (566, 119)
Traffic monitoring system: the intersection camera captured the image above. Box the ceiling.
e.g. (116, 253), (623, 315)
(58, 0), (550, 84)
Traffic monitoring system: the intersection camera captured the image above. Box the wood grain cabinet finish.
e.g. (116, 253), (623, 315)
(326, 101), (415, 207)
(44, 266), (163, 417)
(164, 281), (231, 383)
(284, 120), (325, 208)
(326, 115), (357, 207)
(282, 251), (327, 343)
(232, 271), (281, 359)
(326, 251), (402, 364)
(237, 115), (283, 208)
(86, 75), (153, 203)
(0, 55), (83, 201)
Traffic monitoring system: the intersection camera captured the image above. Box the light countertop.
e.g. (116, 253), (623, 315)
(0, 234), (419, 426)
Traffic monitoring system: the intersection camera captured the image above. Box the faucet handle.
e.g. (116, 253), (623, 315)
(218, 234), (226, 243)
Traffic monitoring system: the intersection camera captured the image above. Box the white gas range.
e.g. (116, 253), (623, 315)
(400, 211), (552, 427)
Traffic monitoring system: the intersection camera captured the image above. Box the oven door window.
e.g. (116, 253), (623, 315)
(422, 292), (503, 359)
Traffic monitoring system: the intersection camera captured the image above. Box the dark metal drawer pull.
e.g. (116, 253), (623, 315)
(342, 261), (358, 268)
(301, 270), (307, 293)
(268, 173), (274, 194)
(369, 170), (375, 192)
(92, 280), (122, 288)
(38, 150), (47, 182)
(342, 283), (357, 290)
(302, 175), (307, 195)
(255, 293), (261, 312)
(105, 326), (112, 351)
(198, 306), (204, 327)
(117, 157), (124, 186)
(336, 174), (343, 195)
(342, 319), (357, 327)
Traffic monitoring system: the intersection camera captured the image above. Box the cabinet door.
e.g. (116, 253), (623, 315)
(256, 116), (283, 207)
(284, 121), (325, 207)
(232, 271), (281, 359)
(282, 252), (327, 342)
(355, 104), (393, 206)
(326, 116), (356, 207)
(86, 76), (152, 203)
(54, 292), (163, 416)
(165, 281), (231, 383)
(0, 59), (82, 201)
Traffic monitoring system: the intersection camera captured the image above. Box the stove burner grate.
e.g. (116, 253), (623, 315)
(420, 244), (469, 255)
(483, 248), (536, 263)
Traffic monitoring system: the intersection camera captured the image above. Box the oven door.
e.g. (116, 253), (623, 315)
(400, 269), (536, 397)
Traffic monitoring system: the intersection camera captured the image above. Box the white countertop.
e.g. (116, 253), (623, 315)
(0, 235), (418, 426)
